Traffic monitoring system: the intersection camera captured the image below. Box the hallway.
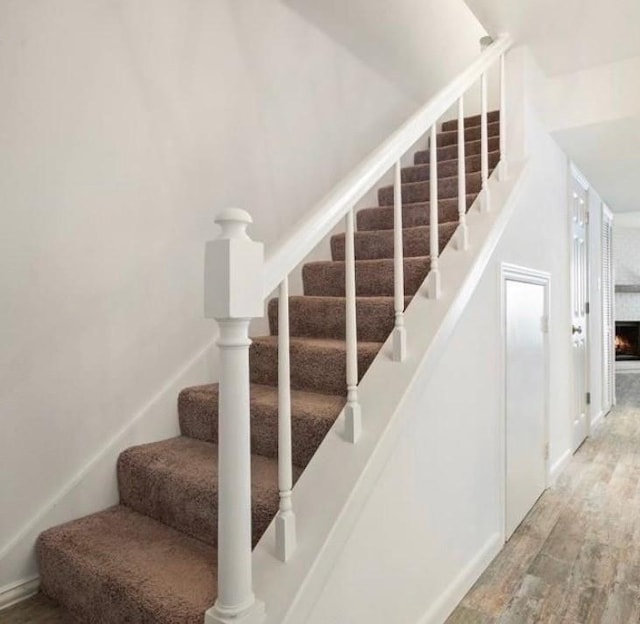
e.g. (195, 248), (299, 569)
(448, 373), (640, 623)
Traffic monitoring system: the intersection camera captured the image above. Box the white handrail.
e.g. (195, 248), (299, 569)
(263, 34), (512, 298)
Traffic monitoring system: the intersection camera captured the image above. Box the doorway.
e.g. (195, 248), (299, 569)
(502, 264), (550, 539)
(570, 167), (590, 450)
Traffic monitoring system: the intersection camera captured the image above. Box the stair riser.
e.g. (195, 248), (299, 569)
(302, 258), (430, 297)
(267, 296), (410, 342)
(402, 151), (500, 183)
(436, 121), (500, 147)
(179, 386), (341, 468)
(441, 110), (500, 132)
(250, 340), (379, 396)
(415, 137), (500, 164)
(357, 197), (473, 232)
(378, 173), (482, 206)
(331, 223), (457, 261)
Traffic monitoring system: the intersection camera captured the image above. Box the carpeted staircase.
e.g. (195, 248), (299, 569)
(36, 112), (501, 624)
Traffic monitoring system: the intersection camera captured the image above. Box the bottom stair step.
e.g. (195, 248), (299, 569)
(37, 505), (217, 624)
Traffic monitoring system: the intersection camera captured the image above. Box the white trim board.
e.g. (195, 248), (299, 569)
(591, 410), (605, 431)
(417, 533), (502, 624)
(0, 577), (39, 612)
(549, 449), (572, 484)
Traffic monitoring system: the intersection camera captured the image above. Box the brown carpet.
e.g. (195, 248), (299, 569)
(35, 114), (500, 623)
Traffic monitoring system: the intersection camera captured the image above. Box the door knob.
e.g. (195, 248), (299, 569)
(572, 325), (583, 335)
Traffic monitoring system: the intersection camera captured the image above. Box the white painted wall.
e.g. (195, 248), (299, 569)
(0, 0), (416, 591)
(286, 0), (487, 101)
(613, 225), (640, 321)
(305, 47), (579, 624)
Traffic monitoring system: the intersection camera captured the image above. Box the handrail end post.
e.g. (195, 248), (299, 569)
(205, 209), (266, 624)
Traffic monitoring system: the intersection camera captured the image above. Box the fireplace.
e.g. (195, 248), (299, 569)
(615, 321), (640, 360)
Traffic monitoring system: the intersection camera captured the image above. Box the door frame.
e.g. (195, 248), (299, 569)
(601, 203), (614, 411)
(568, 162), (592, 447)
(499, 263), (551, 542)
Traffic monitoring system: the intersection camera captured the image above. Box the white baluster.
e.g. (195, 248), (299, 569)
(205, 209), (266, 624)
(392, 161), (406, 362)
(480, 71), (490, 212)
(426, 124), (441, 299)
(455, 96), (469, 251)
(499, 52), (508, 181)
(275, 277), (296, 562)
(344, 209), (361, 443)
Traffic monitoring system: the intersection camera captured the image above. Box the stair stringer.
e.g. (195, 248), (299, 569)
(226, 160), (530, 624)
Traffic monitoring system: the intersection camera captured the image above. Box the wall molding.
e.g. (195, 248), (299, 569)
(0, 576), (39, 612)
(549, 448), (572, 484)
(417, 533), (502, 624)
(591, 410), (605, 431)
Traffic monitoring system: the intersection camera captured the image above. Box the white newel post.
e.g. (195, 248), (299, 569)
(205, 208), (266, 624)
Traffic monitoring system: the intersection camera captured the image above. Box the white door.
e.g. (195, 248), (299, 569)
(570, 173), (590, 449)
(505, 277), (547, 539)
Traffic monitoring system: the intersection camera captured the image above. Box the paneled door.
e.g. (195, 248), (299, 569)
(504, 267), (549, 539)
(570, 169), (590, 450)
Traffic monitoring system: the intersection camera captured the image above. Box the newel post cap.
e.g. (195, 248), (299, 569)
(205, 208), (264, 320)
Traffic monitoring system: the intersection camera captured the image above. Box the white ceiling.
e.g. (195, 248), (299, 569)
(464, 0), (640, 76)
(465, 0), (640, 213)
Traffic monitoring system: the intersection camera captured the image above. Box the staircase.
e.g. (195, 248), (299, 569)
(35, 115), (501, 624)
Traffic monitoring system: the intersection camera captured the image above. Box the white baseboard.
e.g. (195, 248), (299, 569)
(591, 410), (604, 431)
(417, 532), (502, 624)
(549, 448), (572, 485)
(0, 576), (39, 611)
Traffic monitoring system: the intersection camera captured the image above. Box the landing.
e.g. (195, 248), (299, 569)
(448, 373), (640, 623)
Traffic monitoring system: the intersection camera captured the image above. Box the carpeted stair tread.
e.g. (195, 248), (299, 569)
(441, 110), (499, 132)
(356, 197), (474, 232)
(250, 335), (381, 396)
(118, 437), (287, 547)
(401, 150), (500, 183)
(436, 120), (500, 147)
(377, 171), (482, 206)
(179, 383), (344, 468)
(267, 295), (411, 342)
(415, 136), (499, 164)
(331, 222), (457, 261)
(37, 505), (217, 624)
(303, 256), (430, 297)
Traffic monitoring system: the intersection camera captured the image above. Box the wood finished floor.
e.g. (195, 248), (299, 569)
(447, 372), (640, 624)
(2, 374), (640, 624)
